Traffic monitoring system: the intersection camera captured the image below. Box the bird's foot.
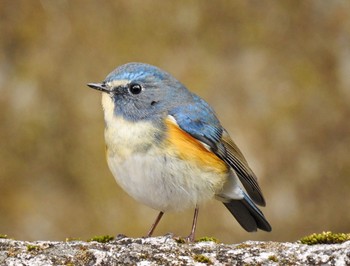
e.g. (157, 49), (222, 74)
(173, 234), (195, 243)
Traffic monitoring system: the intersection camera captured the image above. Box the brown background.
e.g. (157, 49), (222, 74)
(0, 1), (349, 243)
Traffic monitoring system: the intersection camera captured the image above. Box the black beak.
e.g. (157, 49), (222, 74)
(87, 82), (110, 93)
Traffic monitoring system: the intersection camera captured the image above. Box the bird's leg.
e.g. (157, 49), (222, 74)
(185, 206), (199, 242)
(147, 211), (164, 237)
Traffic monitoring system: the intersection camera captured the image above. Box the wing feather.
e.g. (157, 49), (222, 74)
(219, 130), (266, 206)
(169, 95), (266, 206)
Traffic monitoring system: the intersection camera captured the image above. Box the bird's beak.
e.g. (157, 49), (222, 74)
(87, 83), (110, 93)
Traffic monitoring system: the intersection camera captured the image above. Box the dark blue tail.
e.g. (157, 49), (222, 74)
(223, 193), (271, 232)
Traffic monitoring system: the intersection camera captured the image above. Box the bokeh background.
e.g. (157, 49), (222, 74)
(1, 1), (349, 244)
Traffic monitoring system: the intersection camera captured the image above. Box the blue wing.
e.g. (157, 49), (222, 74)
(169, 95), (223, 150)
(169, 94), (266, 206)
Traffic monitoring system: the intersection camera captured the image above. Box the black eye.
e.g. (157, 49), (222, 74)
(129, 83), (142, 95)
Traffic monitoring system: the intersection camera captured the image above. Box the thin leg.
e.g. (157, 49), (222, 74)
(147, 211), (164, 237)
(186, 206), (199, 242)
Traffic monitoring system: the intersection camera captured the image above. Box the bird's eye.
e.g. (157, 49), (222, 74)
(129, 83), (142, 95)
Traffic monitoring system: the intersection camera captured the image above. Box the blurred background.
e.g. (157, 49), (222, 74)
(0, 1), (349, 244)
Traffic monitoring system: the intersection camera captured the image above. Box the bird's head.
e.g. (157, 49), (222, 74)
(87, 62), (192, 121)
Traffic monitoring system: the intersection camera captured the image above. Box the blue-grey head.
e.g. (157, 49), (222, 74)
(87, 62), (193, 121)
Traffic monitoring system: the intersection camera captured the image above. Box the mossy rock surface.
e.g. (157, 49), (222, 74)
(0, 236), (350, 265)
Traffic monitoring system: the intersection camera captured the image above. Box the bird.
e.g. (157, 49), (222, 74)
(87, 62), (271, 242)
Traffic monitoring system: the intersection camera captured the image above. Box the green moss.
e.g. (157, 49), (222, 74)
(300, 231), (350, 245)
(196, 236), (218, 243)
(26, 244), (41, 252)
(193, 254), (212, 264)
(88, 235), (114, 243)
(0, 234), (8, 239)
(268, 255), (278, 262)
(65, 237), (81, 242)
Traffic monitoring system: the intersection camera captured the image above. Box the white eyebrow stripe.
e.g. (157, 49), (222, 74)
(106, 79), (129, 88)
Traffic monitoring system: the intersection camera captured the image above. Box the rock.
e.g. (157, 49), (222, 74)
(0, 236), (350, 265)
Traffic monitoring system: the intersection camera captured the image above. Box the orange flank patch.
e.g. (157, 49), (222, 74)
(165, 118), (228, 174)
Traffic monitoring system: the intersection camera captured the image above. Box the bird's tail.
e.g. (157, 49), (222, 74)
(223, 192), (272, 232)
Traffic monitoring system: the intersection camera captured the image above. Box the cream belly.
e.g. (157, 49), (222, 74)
(106, 148), (227, 211)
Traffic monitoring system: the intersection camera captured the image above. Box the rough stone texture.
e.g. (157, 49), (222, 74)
(0, 236), (350, 265)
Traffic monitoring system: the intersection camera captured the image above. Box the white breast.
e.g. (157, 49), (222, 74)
(102, 93), (160, 159)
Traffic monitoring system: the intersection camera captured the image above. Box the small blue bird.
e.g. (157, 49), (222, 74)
(87, 62), (271, 241)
